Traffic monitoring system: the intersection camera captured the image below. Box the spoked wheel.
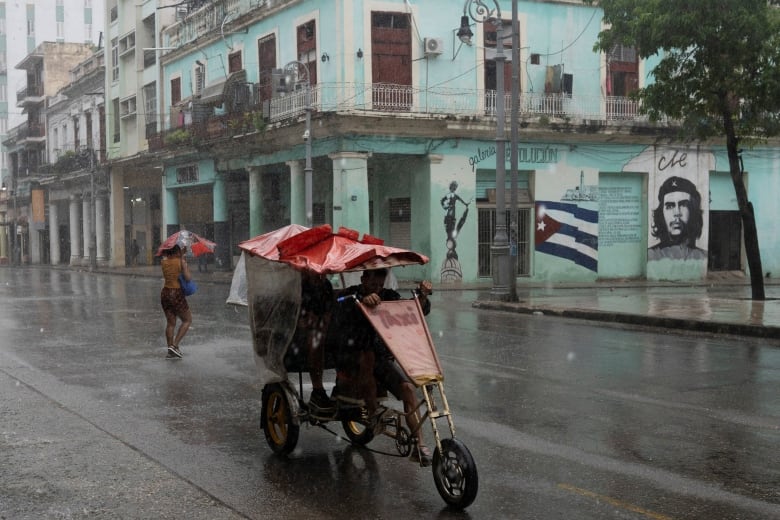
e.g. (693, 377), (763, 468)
(432, 438), (478, 509)
(341, 417), (374, 446)
(261, 383), (299, 455)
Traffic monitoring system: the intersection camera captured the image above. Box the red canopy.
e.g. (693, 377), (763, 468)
(276, 225), (428, 274)
(238, 224), (428, 274)
(237, 224), (309, 260)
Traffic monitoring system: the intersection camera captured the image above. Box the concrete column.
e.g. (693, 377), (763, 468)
(213, 173), (230, 269)
(82, 195), (91, 266)
(96, 193), (108, 264)
(69, 195), (81, 265)
(287, 160), (305, 225)
(0, 214), (7, 263)
(329, 152), (370, 232)
(164, 182), (179, 238)
(109, 168), (125, 267)
(49, 202), (60, 265)
(248, 167), (262, 237)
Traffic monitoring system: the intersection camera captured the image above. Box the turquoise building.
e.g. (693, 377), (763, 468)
(132, 0), (780, 284)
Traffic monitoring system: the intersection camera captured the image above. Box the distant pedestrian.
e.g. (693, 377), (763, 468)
(130, 239), (140, 266)
(160, 245), (192, 359)
(198, 252), (208, 273)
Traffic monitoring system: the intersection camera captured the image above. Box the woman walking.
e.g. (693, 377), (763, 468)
(160, 244), (192, 358)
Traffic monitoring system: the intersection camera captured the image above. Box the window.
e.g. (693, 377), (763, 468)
(0, 85), (5, 102)
(111, 38), (119, 82)
(194, 62), (205, 95)
(296, 20), (317, 85)
(73, 116), (80, 150)
(26, 3), (34, 37)
(85, 113), (92, 149)
(120, 95), (136, 118)
(143, 83), (157, 137)
(170, 77), (181, 105)
(257, 34), (276, 104)
(57, 21), (64, 40)
(119, 31), (135, 57)
(112, 98), (120, 142)
(228, 51), (242, 73)
(176, 165), (198, 184)
(607, 44), (638, 119)
(608, 44), (638, 96)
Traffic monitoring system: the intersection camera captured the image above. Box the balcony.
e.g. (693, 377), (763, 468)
(39, 150), (94, 176)
(16, 84), (45, 107)
(164, 0), (290, 49)
(15, 122), (46, 144)
(271, 83), (651, 124)
(149, 82), (660, 151)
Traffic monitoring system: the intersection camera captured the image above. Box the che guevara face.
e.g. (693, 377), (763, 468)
(662, 191), (692, 241)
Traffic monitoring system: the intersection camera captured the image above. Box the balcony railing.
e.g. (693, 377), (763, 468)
(164, 0), (293, 49)
(150, 83), (659, 150)
(17, 122), (45, 140)
(16, 84), (44, 103)
(274, 83), (651, 123)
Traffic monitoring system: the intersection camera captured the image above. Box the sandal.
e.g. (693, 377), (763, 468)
(409, 442), (432, 467)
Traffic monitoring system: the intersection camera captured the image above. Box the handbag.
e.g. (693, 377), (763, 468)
(179, 258), (197, 296)
(179, 273), (197, 296)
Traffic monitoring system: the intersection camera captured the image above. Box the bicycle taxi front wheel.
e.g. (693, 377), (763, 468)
(432, 438), (479, 509)
(342, 419), (375, 445)
(261, 383), (299, 454)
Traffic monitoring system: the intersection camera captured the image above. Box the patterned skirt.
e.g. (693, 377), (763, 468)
(161, 287), (189, 318)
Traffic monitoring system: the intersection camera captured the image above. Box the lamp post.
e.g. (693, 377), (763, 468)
(282, 60), (313, 227)
(508, 0), (519, 302)
(459, 0), (510, 298)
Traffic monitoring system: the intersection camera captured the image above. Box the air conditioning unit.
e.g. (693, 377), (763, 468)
(424, 37), (444, 57)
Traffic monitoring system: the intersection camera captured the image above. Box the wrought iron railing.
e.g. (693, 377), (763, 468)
(150, 83), (660, 149)
(281, 83), (651, 123)
(16, 84), (44, 103)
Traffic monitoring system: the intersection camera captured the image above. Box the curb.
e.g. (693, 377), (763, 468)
(472, 301), (779, 339)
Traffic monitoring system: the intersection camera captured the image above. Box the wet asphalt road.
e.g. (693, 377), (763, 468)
(0, 268), (779, 519)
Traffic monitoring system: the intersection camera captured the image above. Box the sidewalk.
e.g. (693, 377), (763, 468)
(89, 265), (780, 339)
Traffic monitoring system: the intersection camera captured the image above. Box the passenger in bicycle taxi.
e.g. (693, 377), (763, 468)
(295, 271), (336, 415)
(334, 267), (434, 466)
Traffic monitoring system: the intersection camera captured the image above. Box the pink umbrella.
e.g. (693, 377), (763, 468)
(156, 229), (216, 257)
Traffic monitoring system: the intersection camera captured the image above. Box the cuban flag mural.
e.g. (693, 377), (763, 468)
(535, 201), (599, 271)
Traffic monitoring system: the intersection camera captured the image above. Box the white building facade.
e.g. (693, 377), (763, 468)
(0, 0), (104, 188)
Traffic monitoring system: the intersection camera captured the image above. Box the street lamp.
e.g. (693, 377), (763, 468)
(282, 60), (313, 227)
(459, 0), (510, 299)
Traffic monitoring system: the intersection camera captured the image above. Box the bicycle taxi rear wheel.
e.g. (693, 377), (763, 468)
(432, 438), (478, 509)
(261, 383), (299, 454)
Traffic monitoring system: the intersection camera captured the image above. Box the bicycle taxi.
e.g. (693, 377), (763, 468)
(229, 224), (478, 509)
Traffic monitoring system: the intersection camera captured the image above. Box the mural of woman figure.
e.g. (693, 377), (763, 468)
(441, 181), (470, 260)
